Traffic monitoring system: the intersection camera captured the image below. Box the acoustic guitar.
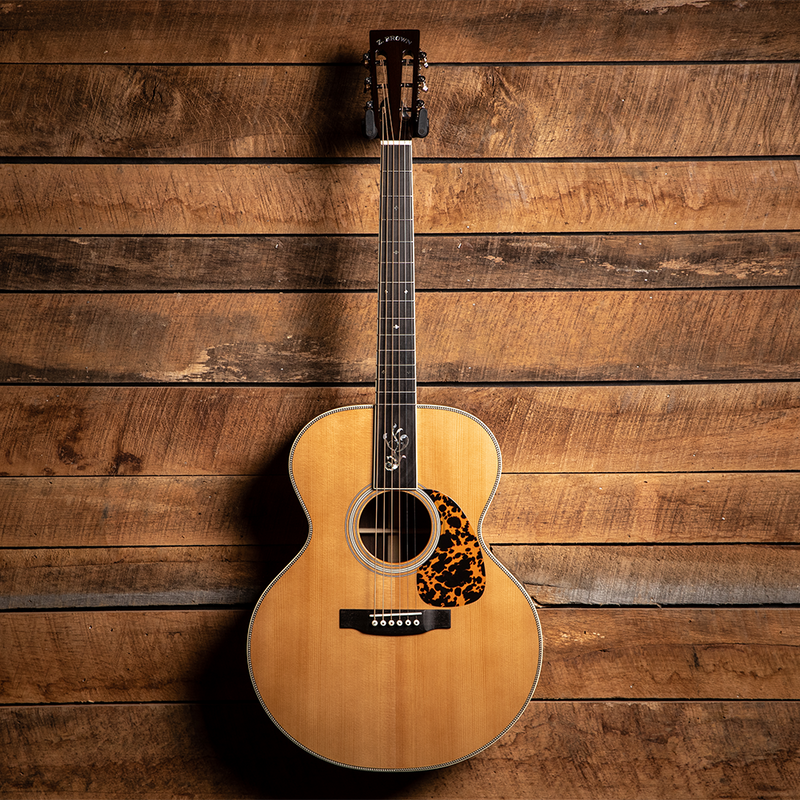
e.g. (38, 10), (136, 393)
(247, 30), (542, 771)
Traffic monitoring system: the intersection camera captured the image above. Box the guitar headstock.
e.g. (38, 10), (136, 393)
(362, 30), (429, 140)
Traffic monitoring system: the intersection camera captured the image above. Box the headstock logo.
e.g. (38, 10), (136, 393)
(376, 35), (413, 46)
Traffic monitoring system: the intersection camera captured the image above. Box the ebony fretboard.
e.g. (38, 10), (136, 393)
(374, 139), (417, 490)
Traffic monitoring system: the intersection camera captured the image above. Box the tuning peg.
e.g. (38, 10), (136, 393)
(362, 52), (371, 68)
(364, 75), (372, 93)
(363, 102), (378, 139)
(418, 75), (429, 93)
(415, 101), (429, 138)
(419, 51), (429, 68)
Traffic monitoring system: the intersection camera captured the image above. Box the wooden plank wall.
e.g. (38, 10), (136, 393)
(1, 1), (799, 797)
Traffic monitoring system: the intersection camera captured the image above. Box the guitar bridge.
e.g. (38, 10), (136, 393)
(339, 608), (450, 636)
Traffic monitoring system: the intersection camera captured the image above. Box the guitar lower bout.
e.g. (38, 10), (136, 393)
(247, 404), (543, 771)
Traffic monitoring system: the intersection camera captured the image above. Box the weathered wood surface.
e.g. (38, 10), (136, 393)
(4, 472), (799, 548)
(3, 290), (799, 384)
(497, 544), (800, 607)
(3, 609), (798, 704)
(1, 702), (798, 799)
(0, 476), (285, 548)
(3, 63), (798, 158)
(2, 1), (798, 796)
(2, 544), (798, 610)
(542, 608), (800, 700)
(1, 384), (798, 477)
(5, 383), (800, 475)
(0, 546), (277, 610)
(2, 161), (798, 235)
(491, 472), (800, 545)
(3, 233), (800, 291)
(3, 0), (798, 64)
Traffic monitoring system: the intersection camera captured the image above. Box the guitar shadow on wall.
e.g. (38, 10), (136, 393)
(200, 449), (429, 798)
(197, 52), (428, 798)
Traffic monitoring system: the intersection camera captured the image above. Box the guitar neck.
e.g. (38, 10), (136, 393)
(374, 139), (417, 490)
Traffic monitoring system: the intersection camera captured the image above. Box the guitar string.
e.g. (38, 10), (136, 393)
(404, 127), (410, 616)
(381, 87), (390, 621)
(396, 114), (403, 620)
(373, 71), (387, 623)
(388, 80), (399, 621)
(375, 54), (421, 624)
(382, 79), (393, 622)
(389, 92), (397, 621)
(385, 100), (391, 620)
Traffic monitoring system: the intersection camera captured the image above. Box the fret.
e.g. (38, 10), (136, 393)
(375, 137), (417, 489)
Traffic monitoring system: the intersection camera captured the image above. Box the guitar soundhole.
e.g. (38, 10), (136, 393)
(358, 490), (433, 565)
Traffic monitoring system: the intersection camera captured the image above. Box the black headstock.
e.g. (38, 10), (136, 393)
(362, 30), (429, 140)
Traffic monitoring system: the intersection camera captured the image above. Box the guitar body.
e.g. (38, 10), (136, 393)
(248, 404), (542, 771)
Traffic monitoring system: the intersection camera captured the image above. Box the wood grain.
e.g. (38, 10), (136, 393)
(1, 383), (798, 477)
(441, 383), (800, 474)
(0, 609), (253, 703)
(0, 476), (266, 548)
(3, 233), (800, 292)
(1, 702), (797, 799)
(3, 543), (798, 610)
(457, 701), (800, 800)
(2, 0), (798, 63)
(0, 546), (277, 610)
(3, 63), (797, 158)
(3, 608), (798, 703)
(4, 471), (798, 548)
(2, 0), (796, 794)
(491, 472), (800, 545)
(3, 290), (798, 384)
(2, 161), (797, 235)
(496, 544), (800, 606)
(540, 608), (800, 700)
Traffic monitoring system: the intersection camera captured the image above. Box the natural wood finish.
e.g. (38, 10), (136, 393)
(248, 405), (541, 770)
(3, 608), (798, 704)
(5, 471), (798, 548)
(0, 476), (270, 548)
(1, 383), (798, 476)
(1, 701), (798, 799)
(541, 608), (800, 700)
(3, 233), (800, 292)
(3, 543), (798, 610)
(0, 609), (252, 703)
(445, 382), (800, 474)
(3, 290), (799, 384)
(491, 472), (800, 544)
(0, 545), (281, 610)
(2, 161), (797, 235)
(2, 0), (797, 795)
(3, 0), (798, 64)
(496, 544), (800, 607)
(3, 63), (797, 158)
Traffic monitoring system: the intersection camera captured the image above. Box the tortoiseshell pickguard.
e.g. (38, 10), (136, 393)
(416, 490), (486, 607)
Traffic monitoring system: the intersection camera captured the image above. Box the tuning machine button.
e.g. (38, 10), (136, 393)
(363, 101), (378, 140)
(419, 51), (429, 68)
(418, 75), (429, 93)
(415, 101), (429, 138)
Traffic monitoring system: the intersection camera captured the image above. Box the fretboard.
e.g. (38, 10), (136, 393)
(374, 140), (417, 490)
